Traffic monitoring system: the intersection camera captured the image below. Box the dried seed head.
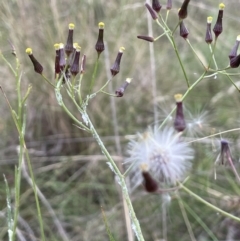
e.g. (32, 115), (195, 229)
(26, 48), (43, 74)
(125, 126), (194, 190)
(110, 47), (125, 76)
(152, 0), (162, 13)
(229, 35), (240, 60)
(137, 35), (154, 42)
(178, 0), (191, 19)
(205, 16), (213, 44)
(145, 3), (158, 20)
(174, 94), (186, 132)
(115, 78), (132, 97)
(65, 23), (75, 56)
(95, 22), (105, 57)
(213, 3), (225, 38)
(179, 20), (189, 39)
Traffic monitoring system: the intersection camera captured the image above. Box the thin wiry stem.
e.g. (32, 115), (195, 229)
(177, 193), (197, 241)
(179, 183), (240, 223)
(104, 42), (135, 241)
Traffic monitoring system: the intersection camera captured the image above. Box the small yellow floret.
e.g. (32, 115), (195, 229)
(25, 48), (32, 55)
(126, 78), (132, 84)
(73, 42), (78, 48)
(98, 22), (105, 29)
(69, 23), (75, 29)
(174, 93), (183, 102)
(59, 43), (64, 49)
(236, 35), (240, 41)
(75, 45), (81, 51)
(140, 163), (149, 172)
(119, 46), (125, 52)
(207, 16), (213, 23)
(219, 3), (225, 10)
(54, 43), (60, 50)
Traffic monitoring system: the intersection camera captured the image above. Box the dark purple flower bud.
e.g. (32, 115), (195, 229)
(115, 78), (132, 97)
(229, 35), (240, 60)
(54, 43), (60, 76)
(166, 0), (172, 10)
(65, 23), (75, 57)
(110, 47), (125, 76)
(218, 140), (233, 165)
(230, 54), (240, 68)
(174, 94), (186, 132)
(80, 54), (86, 74)
(205, 17), (213, 44)
(213, 3), (225, 38)
(137, 35), (154, 42)
(140, 164), (159, 193)
(59, 43), (66, 71)
(179, 20), (189, 39)
(152, 0), (162, 12)
(178, 0), (191, 19)
(70, 45), (81, 76)
(25, 48), (43, 75)
(145, 3), (158, 20)
(95, 22), (105, 57)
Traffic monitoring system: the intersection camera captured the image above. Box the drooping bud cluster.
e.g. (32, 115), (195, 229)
(26, 22), (131, 96)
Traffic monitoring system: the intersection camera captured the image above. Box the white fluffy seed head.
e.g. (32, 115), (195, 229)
(125, 126), (194, 191)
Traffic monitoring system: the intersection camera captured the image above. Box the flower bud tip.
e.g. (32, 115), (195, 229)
(207, 16), (213, 23)
(26, 48), (32, 55)
(98, 22), (105, 29)
(68, 23), (75, 29)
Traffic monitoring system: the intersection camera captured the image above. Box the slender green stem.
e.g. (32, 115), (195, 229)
(208, 44), (218, 70)
(22, 140), (46, 241)
(182, 200), (218, 241)
(186, 39), (207, 70)
(171, 36), (190, 87)
(225, 74), (240, 91)
(41, 74), (56, 88)
(159, 71), (207, 129)
(179, 183), (240, 223)
(78, 74), (84, 104)
(84, 111), (145, 241)
(89, 57), (99, 93)
(176, 193), (196, 241)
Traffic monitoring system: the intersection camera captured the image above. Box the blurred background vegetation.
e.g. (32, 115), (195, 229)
(1, 0), (240, 240)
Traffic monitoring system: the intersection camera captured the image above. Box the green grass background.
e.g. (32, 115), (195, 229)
(1, 0), (240, 240)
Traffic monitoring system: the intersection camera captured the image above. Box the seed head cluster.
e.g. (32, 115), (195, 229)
(125, 127), (194, 191)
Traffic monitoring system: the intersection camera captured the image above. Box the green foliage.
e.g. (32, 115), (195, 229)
(1, 0), (240, 241)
